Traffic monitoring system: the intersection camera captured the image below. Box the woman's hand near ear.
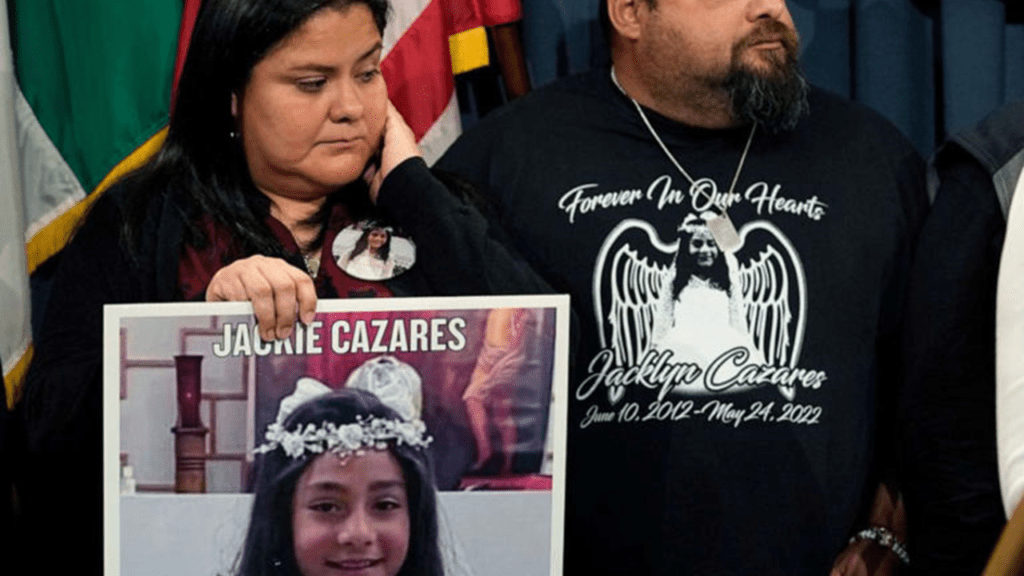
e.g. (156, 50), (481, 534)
(364, 101), (422, 202)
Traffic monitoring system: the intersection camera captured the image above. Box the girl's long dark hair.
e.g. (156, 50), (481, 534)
(672, 229), (731, 298)
(120, 0), (389, 262)
(237, 387), (443, 576)
(348, 225), (392, 262)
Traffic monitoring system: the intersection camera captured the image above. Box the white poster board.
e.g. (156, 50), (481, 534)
(103, 294), (569, 576)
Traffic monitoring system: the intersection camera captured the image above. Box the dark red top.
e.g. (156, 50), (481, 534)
(178, 204), (393, 300)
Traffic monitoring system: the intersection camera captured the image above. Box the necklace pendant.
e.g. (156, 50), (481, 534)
(610, 66), (755, 255)
(707, 214), (742, 253)
(303, 251), (321, 278)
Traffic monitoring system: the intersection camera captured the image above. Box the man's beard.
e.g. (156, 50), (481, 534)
(723, 20), (809, 134)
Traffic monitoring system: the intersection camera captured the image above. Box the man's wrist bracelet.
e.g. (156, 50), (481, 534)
(848, 526), (910, 565)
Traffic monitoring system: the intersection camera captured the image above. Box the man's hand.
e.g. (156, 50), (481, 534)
(206, 255), (317, 341)
(830, 537), (900, 576)
(830, 483), (907, 576)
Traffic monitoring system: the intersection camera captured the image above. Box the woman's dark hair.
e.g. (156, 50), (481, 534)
(236, 387), (443, 576)
(348, 225), (392, 262)
(121, 0), (390, 261)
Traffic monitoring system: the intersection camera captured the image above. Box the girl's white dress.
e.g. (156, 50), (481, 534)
(343, 251), (395, 280)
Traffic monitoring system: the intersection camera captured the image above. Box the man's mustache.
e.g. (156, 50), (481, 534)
(734, 19), (800, 59)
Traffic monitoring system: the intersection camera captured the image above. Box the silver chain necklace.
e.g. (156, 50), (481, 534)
(610, 67), (753, 251)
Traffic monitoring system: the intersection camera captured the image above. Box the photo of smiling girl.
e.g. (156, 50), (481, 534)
(236, 382), (443, 576)
(342, 225), (397, 280)
(335, 221), (415, 281)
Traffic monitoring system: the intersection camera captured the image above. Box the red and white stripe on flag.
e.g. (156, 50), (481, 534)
(383, 0), (522, 163)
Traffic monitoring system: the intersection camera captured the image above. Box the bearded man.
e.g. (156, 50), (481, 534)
(438, 1), (926, 574)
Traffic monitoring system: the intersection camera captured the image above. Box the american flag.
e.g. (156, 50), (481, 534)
(382, 0), (522, 163)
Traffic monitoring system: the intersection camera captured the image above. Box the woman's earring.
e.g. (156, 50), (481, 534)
(229, 130), (239, 139)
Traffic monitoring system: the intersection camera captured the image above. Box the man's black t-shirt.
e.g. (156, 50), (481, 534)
(439, 69), (927, 575)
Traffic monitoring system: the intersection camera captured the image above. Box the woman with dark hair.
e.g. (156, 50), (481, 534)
(340, 225), (396, 280)
(16, 0), (547, 573)
(240, 383), (442, 576)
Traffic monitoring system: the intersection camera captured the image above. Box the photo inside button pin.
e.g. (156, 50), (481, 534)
(707, 214), (741, 252)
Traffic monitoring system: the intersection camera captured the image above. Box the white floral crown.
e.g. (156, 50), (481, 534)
(255, 415), (432, 460)
(254, 377), (432, 460)
(679, 211), (716, 234)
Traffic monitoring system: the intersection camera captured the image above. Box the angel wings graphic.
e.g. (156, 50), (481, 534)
(593, 214), (807, 400)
